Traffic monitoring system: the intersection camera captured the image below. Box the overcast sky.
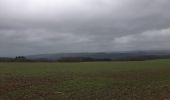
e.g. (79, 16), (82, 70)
(0, 0), (170, 56)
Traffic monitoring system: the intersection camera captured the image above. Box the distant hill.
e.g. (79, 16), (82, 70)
(26, 50), (170, 61)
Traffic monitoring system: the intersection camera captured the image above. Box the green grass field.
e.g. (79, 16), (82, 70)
(1, 59), (170, 100)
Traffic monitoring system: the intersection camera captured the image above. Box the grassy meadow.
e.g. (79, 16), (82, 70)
(0, 59), (170, 100)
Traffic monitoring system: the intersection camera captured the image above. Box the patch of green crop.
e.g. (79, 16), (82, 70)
(0, 59), (170, 100)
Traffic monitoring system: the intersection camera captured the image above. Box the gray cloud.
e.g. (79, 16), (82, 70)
(113, 28), (170, 51)
(0, 0), (170, 56)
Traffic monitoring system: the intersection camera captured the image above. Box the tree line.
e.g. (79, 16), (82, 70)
(0, 55), (170, 62)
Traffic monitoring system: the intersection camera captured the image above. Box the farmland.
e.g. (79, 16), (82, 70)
(0, 59), (170, 100)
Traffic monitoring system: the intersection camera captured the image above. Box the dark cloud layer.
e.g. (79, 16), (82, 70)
(0, 0), (170, 56)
